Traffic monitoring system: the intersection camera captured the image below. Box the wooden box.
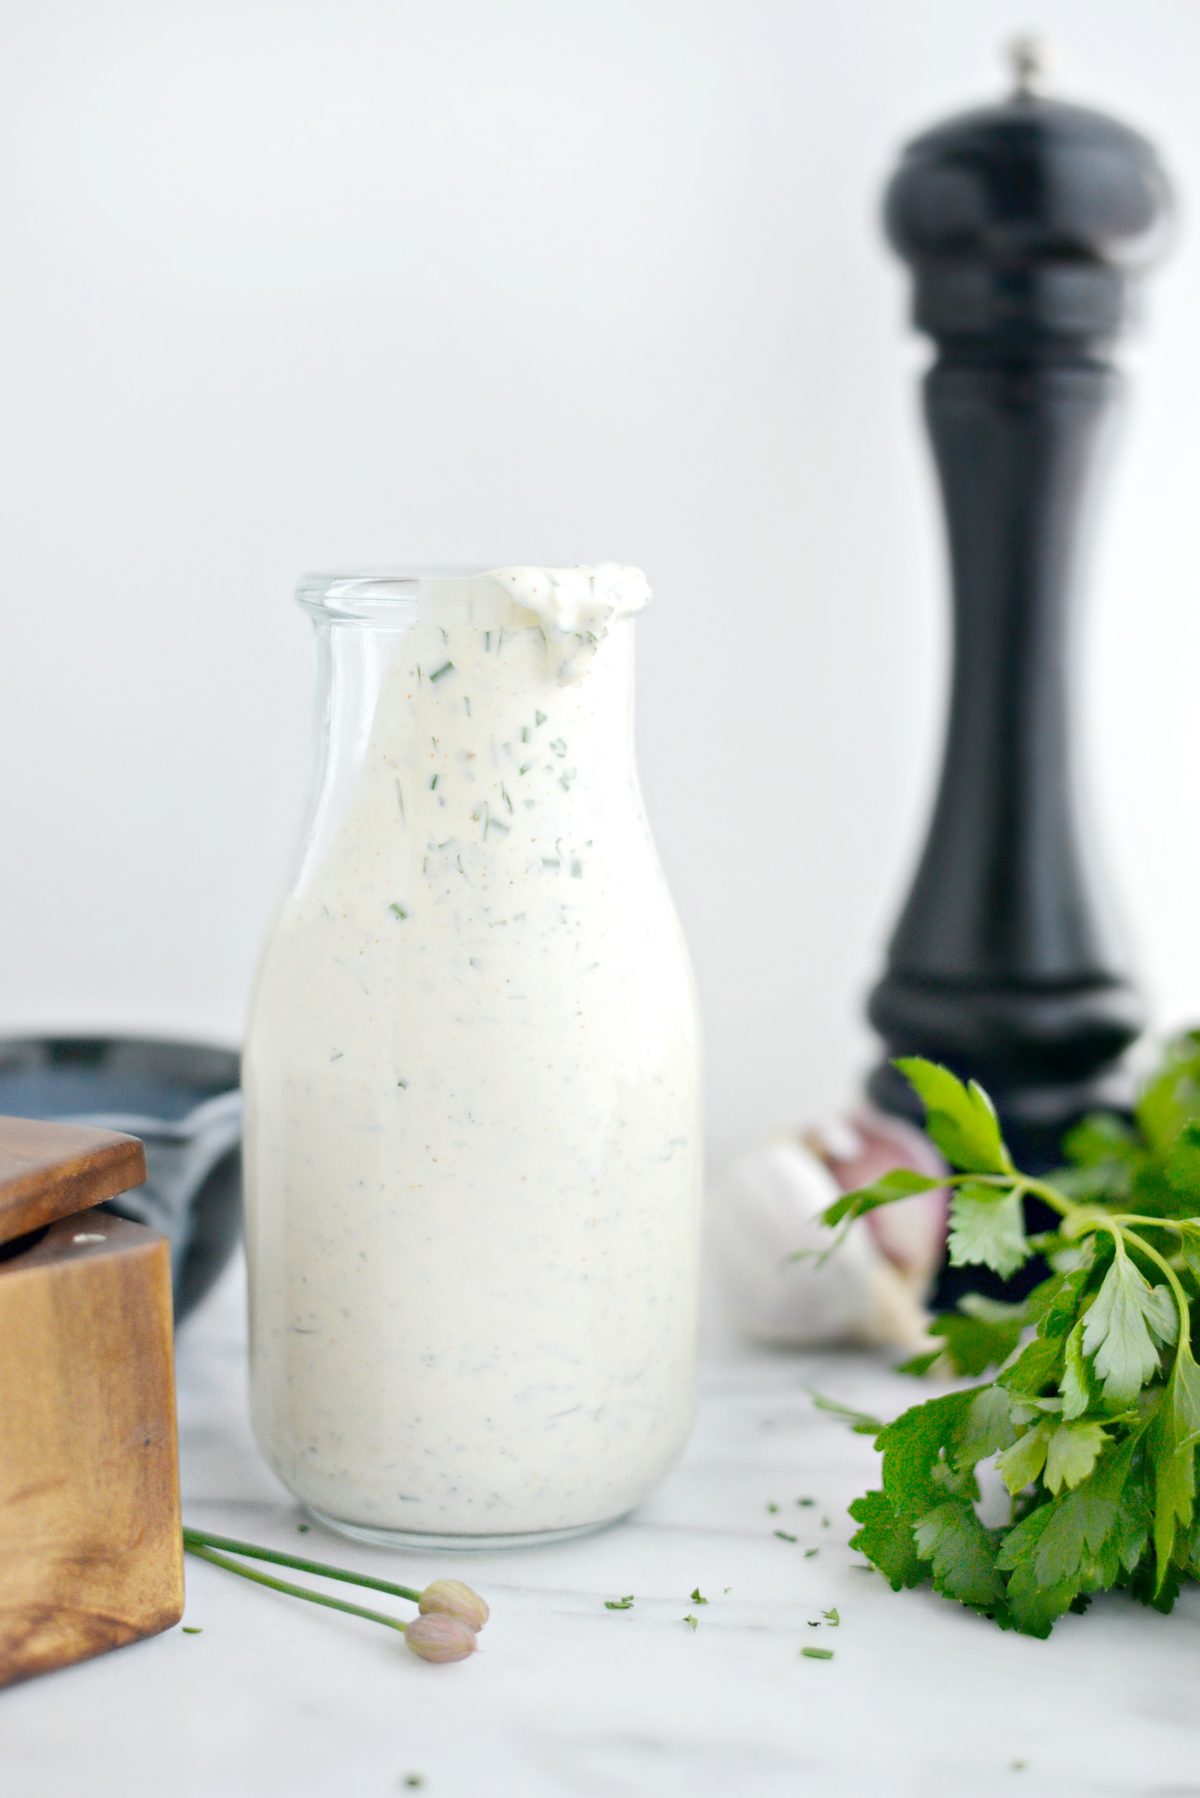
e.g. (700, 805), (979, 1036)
(0, 1117), (184, 1686)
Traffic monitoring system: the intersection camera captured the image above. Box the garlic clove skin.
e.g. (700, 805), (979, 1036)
(806, 1106), (948, 1295)
(706, 1137), (933, 1351)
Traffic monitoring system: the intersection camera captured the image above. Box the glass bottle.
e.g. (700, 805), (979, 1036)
(243, 568), (702, 1547)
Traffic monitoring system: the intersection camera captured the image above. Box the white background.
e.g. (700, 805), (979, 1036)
(2, 0), (1198, 1161)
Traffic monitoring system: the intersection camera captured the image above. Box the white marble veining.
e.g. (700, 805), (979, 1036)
(7, 1256), (1200, 1798)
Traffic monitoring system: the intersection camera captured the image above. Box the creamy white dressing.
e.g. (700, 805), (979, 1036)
(243, 567), (701, 1541)
(487, 563), (651, 683)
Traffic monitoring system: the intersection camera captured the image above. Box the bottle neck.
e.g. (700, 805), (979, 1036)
(296, 610), (638, 891)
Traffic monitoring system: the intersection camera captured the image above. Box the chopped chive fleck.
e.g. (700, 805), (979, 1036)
(483, 631), (491, 651)
(766, 1503), (780, 1515)
(297, 1524), (310, 1533)
(535, 710), (547, 726)
(796, 1497), (815, 1508)
(521, 725), (530, 743)
(501, 784), (514, 813)
(683, 1614), (699, 1631)
(801, 1647), (834, 1661)
(429, 660), (455, 682)
(690, 1588), (708, 1605)
(822, 1608), (840, 1626)
(604, 1595), (634, 1611)
(182, 1626), (203, 1635)
(821, 1517), (830, 1528)
(774, 1529), (798, 1543)
(550, 738), (567, 757)
(329, 1051), (344, 1062)
(388, 903), (408, 920)
(404, 1779), (425, 1791)
(804, 1548), (819, 1560)
(430, 774), (439, 791)
(463, 696), (471, 716)
(396, 1079), (408, 1089)
(518, 764), (532, 776)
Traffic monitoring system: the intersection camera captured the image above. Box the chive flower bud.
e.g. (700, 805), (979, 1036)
(405, 1613), (478, 1663)
(418, 1578), (490, 1632)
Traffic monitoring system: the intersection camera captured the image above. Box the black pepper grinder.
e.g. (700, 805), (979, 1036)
(867, 41), (1173, 1177)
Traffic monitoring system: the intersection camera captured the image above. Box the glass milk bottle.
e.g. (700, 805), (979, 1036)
(243, 567), (702, 1547)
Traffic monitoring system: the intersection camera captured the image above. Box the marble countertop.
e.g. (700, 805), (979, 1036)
(7, 1257), (1200, 1798)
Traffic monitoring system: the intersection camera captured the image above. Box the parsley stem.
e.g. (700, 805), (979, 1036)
(1017, 1175), (1079, 1219)
(183, 1541), (410, 1633)
(181, 1527), (422, 1603)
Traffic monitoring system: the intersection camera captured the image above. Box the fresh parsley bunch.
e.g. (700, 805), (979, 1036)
(820, 1034), (1200, 1637)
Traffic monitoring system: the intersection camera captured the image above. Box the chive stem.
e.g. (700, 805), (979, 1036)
(181, 1527), (422, 1603)
(183, 1540), (411, 1632)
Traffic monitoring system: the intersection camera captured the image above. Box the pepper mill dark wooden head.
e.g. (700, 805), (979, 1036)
(867, 41), (1173, 1164)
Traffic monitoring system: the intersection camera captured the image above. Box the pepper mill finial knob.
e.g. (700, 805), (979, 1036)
(1007, 33), (1052, 97)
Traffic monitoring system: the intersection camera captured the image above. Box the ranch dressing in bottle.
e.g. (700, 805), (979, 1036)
(243, 566), (702, 1545)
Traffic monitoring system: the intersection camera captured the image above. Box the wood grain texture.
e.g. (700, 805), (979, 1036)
(0, 1115), (146, 1248)
(0, 1209), (183, 1687)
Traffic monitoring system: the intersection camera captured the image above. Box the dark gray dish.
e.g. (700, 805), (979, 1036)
(0, 1035), (242, 1323)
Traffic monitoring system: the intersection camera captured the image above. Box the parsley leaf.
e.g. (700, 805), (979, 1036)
(913, 1499), (1005, 1611)
(820, 1166), (943, 1230)
(947, 1186), (1030, 1279)
(847, 1489), (927, 1590)
(893, 1058), (1012, 1174)
(816, 1040), (1200, 1636)
(1081, 1246), (1176, 1403)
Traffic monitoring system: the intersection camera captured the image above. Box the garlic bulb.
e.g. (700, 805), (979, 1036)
(807, 1106), (948, 1294)
(708, 1112), (947, 1353)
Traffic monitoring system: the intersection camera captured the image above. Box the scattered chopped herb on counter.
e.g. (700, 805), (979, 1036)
(403, 1776), (426, 1789)
(801, 1647), (834, 1661)
(297, 1523), (311, 1533)
(683, 1614), (699, 1630)
(429, 661), (455, 682)
(804, 1548), (819, 1560)
(822, 1607), (840, 1626)
(534, 710), (547, 726)
(815, 1038), (1200, 1638)
(604, 1595), (635, 1611)
(773, 1530), (798, 1543)
(389, 903), (409, 920)
(689, 1588), (708, 1605)
(766, 1502), (779, 1514)
(182, 1626), (203, 1635)
(796, 1497), (815, 1508)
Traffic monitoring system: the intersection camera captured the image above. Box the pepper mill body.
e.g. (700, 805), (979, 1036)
(868, 59), (1173, 1174)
